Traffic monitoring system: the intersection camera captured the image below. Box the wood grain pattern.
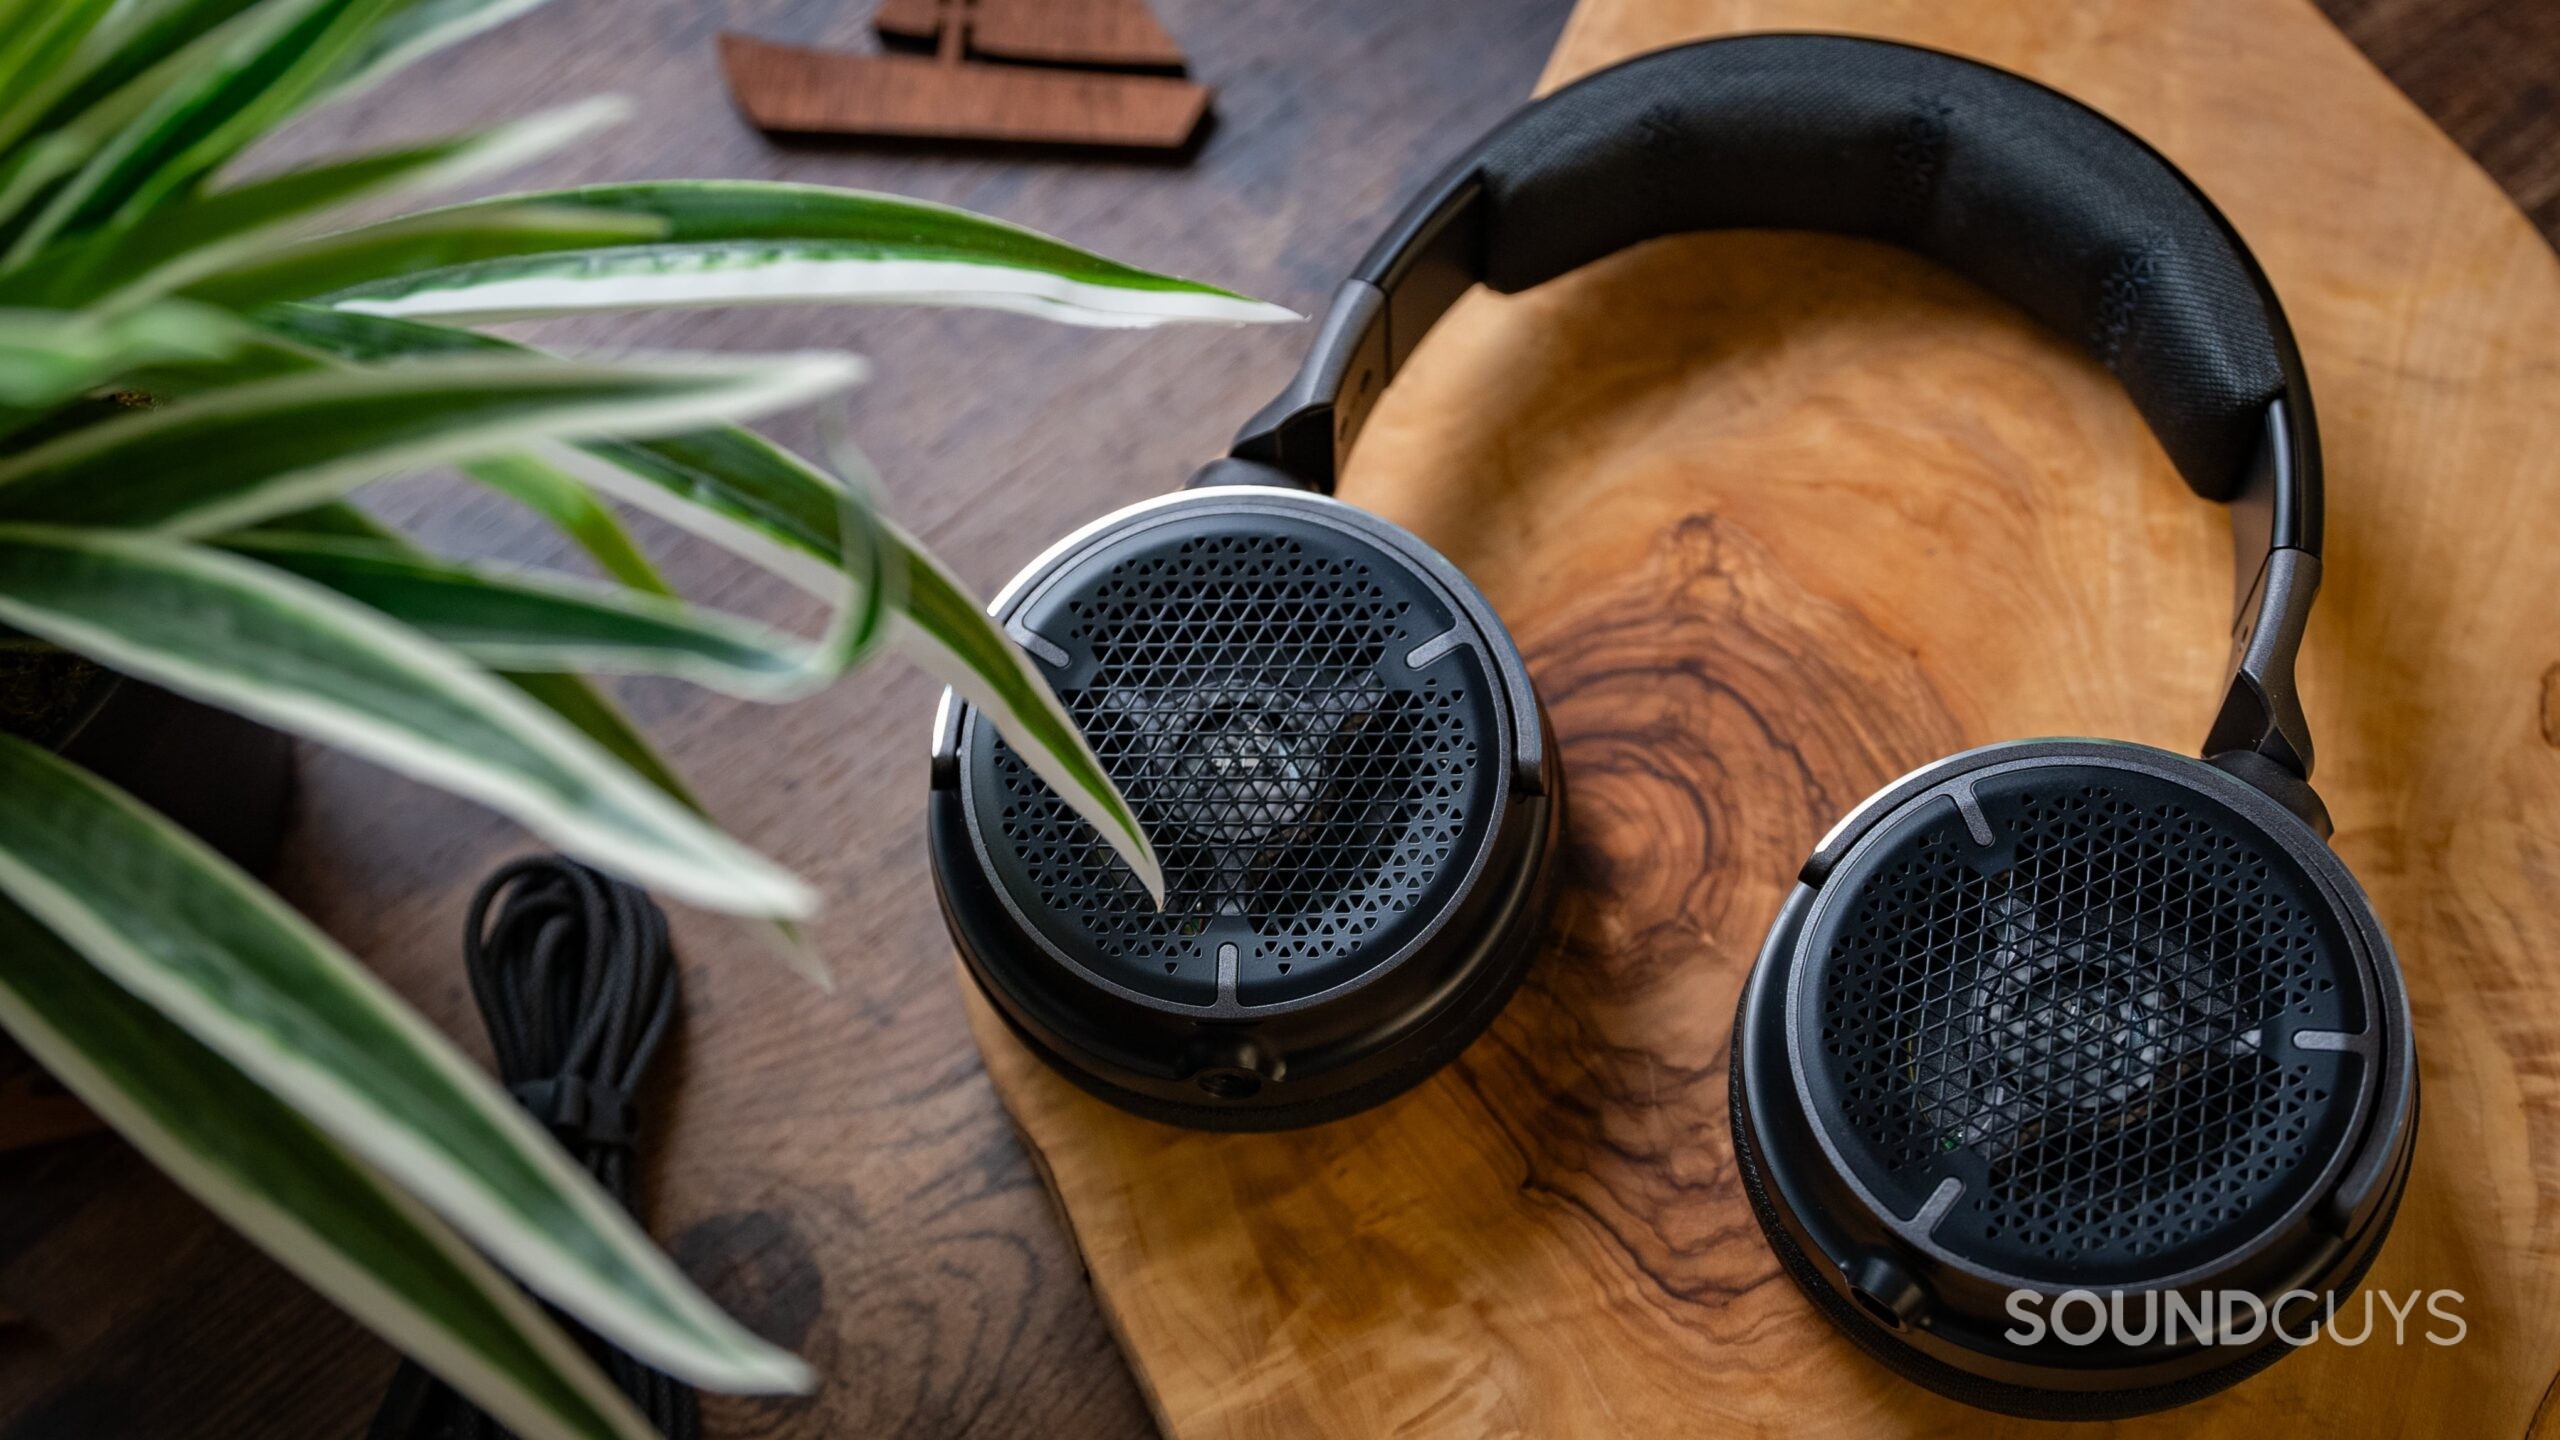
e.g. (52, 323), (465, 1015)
(0, 0), (2551, 1436)
(717, 33), (1210, 150)
(0, 3), (1572, 1436)
(875, 0), (1191, 72)
(0, 1074), (95, 1157)
(2324, 0), (2560, 239)
(966, 0), (2560, 1436)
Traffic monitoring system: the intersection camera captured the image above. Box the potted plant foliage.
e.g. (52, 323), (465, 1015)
(0, 0), (1287, 1435)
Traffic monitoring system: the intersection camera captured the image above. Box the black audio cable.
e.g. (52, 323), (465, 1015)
(369, 857), (700, 1440)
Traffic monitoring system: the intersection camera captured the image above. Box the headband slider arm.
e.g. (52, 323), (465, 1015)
(1231, 278), (1386, 490)
(2207, 403), (2318, 788)
(1233, 176), (1489, 490)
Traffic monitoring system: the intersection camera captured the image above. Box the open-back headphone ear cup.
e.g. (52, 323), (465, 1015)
(1726, 1026), (2407, 1420)
(1729, 740), (2415, 1414)
(933, 26), (2399, 1418)
(930, 486), (1561, 1129)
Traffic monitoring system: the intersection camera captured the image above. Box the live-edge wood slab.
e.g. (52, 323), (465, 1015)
(963, 0), (2560, 1434)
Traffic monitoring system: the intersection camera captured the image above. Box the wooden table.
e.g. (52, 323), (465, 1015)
(0, 1), (2553, 1436)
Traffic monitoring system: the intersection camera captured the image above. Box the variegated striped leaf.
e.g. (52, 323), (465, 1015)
(0, 0), (247, 168)
(0, 899), (659, 1440)
(536, 436), (1165, 903)
(180, 202), (670, 313)
(0, 300), (243, 426)
(0, 95), (628, 309)
(10, 0), (405, 262)
(220, 486), (896, 697)
(326, 0), (562, 104)
(0, 734), (809, 1396)
(314, 180), (1299, 329)
(0, 524), (811, 915)
(465, 452), (673, 595)
(0, 351), (860, 537)
(254, 305), (1166, 900)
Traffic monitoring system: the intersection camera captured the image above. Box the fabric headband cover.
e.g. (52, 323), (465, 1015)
(1229, 32), (2325, 775)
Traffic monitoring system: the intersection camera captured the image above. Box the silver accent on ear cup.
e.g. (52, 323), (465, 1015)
(1733, 738), (2414, 1414)
(929, 486), (1561, 1129)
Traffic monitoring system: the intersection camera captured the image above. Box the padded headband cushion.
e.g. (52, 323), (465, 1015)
(1472, 34), (2287, 498)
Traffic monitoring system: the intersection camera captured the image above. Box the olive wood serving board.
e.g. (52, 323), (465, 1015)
(962, 0), (2560, 1433)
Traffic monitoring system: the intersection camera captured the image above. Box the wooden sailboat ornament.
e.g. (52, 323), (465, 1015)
(718, 0), (1212, 151)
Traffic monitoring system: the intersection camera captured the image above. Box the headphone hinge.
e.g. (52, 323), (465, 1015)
(1232, 174), (1488, 492)
(2206, 545), (2319, 787)
(2205, 405), (2318, 785)
(1230, 279), (1388, 491)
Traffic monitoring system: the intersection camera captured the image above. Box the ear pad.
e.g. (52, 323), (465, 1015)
(1731, 740), (2414, 1417)
(929, 487), (1561, 1129)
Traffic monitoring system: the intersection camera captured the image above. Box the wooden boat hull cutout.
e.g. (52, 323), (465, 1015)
(874, 0), (1188, 72)
(719, 0), (1210, 151)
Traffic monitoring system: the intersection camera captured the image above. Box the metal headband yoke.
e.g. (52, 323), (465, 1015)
(1230, 32), (2324, 783)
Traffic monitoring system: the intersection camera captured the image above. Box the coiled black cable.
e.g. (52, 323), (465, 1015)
(369, 857), (700, 1440)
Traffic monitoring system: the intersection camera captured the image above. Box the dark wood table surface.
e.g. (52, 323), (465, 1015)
(0, 1), (2552, 1436)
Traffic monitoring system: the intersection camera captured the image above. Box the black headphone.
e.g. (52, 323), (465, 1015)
(930, 33), (2414, 1419)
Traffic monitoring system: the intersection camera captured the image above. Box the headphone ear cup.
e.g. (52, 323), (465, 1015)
(1730, 740), (2415, 1417)
(931, 488), (1562, 1129)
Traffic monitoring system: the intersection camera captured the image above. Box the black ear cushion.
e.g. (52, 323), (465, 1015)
(1473, 34), (2287, 499)
(968, 883), (1546, 1132)
(1724, 999), (2405, 1420)
(937, 492), (1570, 1132)
(968, 770), (1560, 1133)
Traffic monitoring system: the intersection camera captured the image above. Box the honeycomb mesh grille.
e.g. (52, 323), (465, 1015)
(1807, 766), (2364, 1274)
(969, 519), (1500, 1007)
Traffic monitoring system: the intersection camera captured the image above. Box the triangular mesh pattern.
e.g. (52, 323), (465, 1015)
(1805, 767), (2366, 1277)
(966, 518), (1504, 1009)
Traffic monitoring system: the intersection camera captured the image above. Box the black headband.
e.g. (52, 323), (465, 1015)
(1229, 33), (2323, 780)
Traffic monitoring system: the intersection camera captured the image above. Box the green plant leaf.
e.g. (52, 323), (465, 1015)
(0, 0), (262, 163)
(250, 296), (513, 361)
(314, 180), (1300, 328)
(326, 0), (561, 102)
(537, 437), (1164, 902)
(0, 300), (243, 427)
(0, 30), (207, 237)
(96, 310), (343, 396)
(0, 900), (658, 1440)
(0, 350), (862, 537)
(10, 0), (408, 262)
(224, 501), (700, 802)
(465, 453), (672, 595)
(0, 0), (119, 125)
(237, 508), (702, 809)
(2, 95), (628, 310)
(0, 735), (808, 1395)
(498, 674), (829, 987)
(497, 671), (701, 821)
(253, 305), (1163, 899)
(241, 497), (834, 983)
(220, 516), (897, 698)
(0, 524), (812, 915)
(81, 314), (679, 595)
(180, 202), (669, 312)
